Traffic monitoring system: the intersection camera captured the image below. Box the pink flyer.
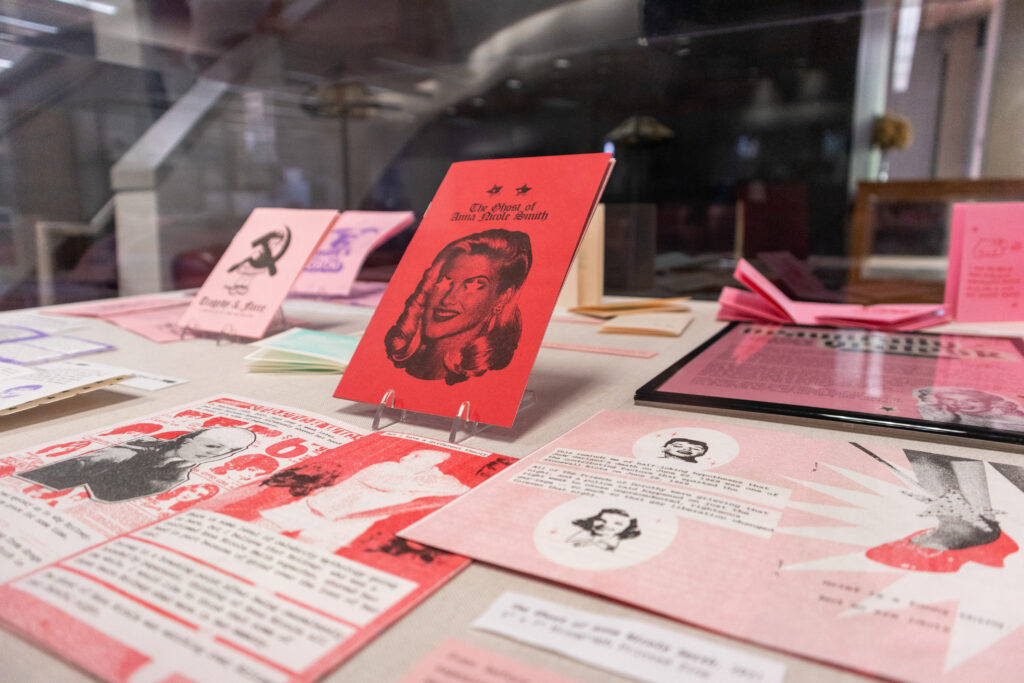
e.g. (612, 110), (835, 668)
(291, 210), (415, 297)
(180, 208), (339, 339)
(45, 293), (192, 318)
(946, 202), (1024, 323)
(403, 409), (1024, 681)
(102, 300), (196, 342)
(637, 323), (1024, 445)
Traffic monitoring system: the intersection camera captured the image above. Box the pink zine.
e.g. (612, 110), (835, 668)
(291, 210), (415, 297)
(720, 259), (948, 331)
(179, 208), (339, 338)
(946, 202), (1024, 323)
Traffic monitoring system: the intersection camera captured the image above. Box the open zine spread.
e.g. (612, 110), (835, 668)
(336, 153), (614, 427)
(403, 409), (1024, 682)
(0, 361), (130, 415)
(0, 396), (509, 682)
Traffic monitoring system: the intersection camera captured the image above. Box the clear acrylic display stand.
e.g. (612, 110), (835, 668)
(371, 388), (537, 443)
(180, 308), (289, 345)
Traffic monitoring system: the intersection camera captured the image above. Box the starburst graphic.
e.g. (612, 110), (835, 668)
(778, 457), (1024, 672)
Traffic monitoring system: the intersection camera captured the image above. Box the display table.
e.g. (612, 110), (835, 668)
(2, 298), (1022, 682)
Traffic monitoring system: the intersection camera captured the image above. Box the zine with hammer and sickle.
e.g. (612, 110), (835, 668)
(225, 226), (292, 295)
(228, 226), (292, 277)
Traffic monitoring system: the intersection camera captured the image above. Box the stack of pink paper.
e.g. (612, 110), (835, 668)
(718, 259), (948, 331)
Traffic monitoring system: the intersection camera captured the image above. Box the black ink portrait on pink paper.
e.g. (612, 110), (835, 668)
(16, 427), (255, 503)
(566, 508), (642, 552)
(385, 229), (532, 384)
(660, 437), (709, 464)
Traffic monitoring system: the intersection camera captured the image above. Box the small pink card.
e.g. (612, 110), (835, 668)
(291, 210), (415, 297)
(179, 208), (339, 338)
(400, 639), (578, 683)
(946, 202), (1024, 322)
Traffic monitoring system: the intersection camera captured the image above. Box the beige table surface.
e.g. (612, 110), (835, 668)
(2, 298), (1022, 682)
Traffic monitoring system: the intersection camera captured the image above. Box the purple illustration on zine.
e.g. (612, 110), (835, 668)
(306, 227), (380, 273)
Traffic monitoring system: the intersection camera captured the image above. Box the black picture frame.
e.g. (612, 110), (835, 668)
(635, 323), (1024, 447)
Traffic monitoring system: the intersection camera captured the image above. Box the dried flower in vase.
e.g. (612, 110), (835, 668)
(872, 113), (914, 151)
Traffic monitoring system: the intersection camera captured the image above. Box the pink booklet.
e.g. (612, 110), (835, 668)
(179, 208), (340, 339)
(719, 259), (948, 330)
(291, 210), (415, 297)
(946, 202), (1024, 323)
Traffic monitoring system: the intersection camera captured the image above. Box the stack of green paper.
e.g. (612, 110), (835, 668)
(245, 328), (361, 373)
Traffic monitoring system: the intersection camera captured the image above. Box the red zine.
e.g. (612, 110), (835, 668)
(335, 154), (614, 427)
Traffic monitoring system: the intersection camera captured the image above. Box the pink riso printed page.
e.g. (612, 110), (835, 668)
(656, 324), (1024, 438)
(402, 409), (1024, 682)
(180, 208), (340, 339)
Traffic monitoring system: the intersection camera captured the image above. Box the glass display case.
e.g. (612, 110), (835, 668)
(0, 0), (1020, 309)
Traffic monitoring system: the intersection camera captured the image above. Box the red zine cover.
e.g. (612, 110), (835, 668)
(335, 154), (614, 427)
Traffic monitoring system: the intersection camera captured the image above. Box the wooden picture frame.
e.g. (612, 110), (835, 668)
(848, 179), (1024, 302)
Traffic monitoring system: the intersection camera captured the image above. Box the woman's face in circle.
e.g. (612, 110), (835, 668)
(424, 252), (503, 340)
(593, 512), (631, 537)
(938, 391), (991, 414)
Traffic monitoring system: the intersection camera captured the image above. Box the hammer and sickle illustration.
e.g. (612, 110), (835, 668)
(228, 226), (292, 277)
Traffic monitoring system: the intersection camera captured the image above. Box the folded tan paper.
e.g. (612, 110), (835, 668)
(570, 297), (691, 320)
(599, 311), (693, 336)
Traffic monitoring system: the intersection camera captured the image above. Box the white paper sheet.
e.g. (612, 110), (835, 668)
(474, 592), (785, 683)
(60, 360), (188, 391)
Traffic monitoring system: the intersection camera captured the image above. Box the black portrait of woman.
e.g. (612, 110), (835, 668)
(385, 229), (533, 384)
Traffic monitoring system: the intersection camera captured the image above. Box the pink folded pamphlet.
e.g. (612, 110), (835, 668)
(719, 259), (948, 330)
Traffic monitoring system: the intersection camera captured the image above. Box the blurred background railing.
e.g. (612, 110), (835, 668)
(0, 0), (1019, 309)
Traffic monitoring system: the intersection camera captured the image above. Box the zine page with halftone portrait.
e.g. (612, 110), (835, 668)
(0, 429), (510, 683)
(403, 409), (1024, 682)
(335, 154), (614, 427)
(0, 395), (365, 582)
